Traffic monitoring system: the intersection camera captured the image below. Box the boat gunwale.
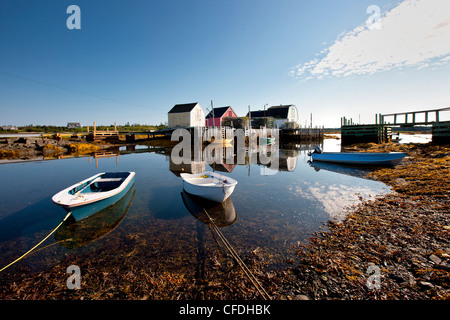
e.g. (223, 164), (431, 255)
(312, 152), (406, 156)
(52, 172), (135, 208)
(180, 171), (238, 188)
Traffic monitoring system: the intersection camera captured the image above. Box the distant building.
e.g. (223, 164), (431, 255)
(247, 104), (299, 128)
(168, 102), (205, 128)
(1, 125), (18, 131)
(67, 122), (81, 129)
(205, 106), (237, 127)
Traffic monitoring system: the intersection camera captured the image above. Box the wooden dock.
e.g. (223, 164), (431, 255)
(137, 126), (323, 144)
(279, 127), (323, 142)
(341, 107), (450, 145)
(87, 122), (119, 141)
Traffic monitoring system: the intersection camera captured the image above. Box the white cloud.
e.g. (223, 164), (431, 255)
(291, 0), (450, 79)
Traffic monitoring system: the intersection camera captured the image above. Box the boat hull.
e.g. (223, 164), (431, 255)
(180, 171), (237, 203)
(311, 152), (406, 166)
(52, 172), (135, 221)
(67, 179), (135, 221)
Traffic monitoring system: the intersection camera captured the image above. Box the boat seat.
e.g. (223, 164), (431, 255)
(97, 178), (123, 182)
(190, 178), (226, 186)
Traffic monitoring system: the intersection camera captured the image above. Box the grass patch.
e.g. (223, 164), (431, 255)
(0, 149), (20, 159)
(66, 143), (101, 154)
(43, 144), (64, 153)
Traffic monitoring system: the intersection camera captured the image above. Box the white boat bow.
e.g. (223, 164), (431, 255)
(180, 171), (238, 203)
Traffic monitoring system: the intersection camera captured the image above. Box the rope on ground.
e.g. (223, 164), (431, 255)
(0, 211), (72, 273)
(203, 208), (271, 300)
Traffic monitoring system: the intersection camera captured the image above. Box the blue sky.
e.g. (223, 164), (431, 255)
(1, 0), (449, 127)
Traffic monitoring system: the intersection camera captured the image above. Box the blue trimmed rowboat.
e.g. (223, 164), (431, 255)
(52, 172), (135, 221)
(311, 151), (406, 166)
(180, 171), (238, 203)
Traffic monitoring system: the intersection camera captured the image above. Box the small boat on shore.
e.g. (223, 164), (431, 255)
(52, 172), (135, 221)
(180, 171), (237, 203)
(310, 147), (406, 166)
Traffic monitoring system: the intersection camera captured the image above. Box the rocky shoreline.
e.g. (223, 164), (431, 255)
(0, 136), (119, 160)
(272, 142), (449, 300)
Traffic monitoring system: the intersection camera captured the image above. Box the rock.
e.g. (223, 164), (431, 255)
(434, 263), (450, 272)
(418, 281), (434, 290)
(429, 254), (442, 265)
(388, 273), (405, 283)
(15, 137), (28, 144)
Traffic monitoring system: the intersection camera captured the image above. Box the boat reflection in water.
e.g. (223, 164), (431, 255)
(309, 161), (372, 179)
(180, 190), (237, 228)
(54, 185), (136, 249)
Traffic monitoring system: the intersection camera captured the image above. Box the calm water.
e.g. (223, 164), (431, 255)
(0, 139), (390, 283)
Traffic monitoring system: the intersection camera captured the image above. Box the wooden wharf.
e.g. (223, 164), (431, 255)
(279, 127), (323, 142)
(135, 126), (323, 143)
(87, 121), (119, 141)
(341, 107), (450, 145)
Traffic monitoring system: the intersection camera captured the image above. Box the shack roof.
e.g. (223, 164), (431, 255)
(246, 105), (294, 118)
(168, 103), (199, 113)
(205, 106), (232, 119)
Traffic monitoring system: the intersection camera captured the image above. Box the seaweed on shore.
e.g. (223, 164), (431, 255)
(281, 142), (450, 300)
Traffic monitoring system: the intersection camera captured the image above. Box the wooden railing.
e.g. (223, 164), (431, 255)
(379, 107), (450, 126)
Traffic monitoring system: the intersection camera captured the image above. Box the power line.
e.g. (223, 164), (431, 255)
(0, 71), (164, 110)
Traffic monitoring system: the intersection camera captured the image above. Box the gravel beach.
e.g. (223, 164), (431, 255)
(273, 142), (449, 300)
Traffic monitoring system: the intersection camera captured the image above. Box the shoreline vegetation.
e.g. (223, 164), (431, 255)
(273, 142), (449, 300)
(0, 135), (448, 300)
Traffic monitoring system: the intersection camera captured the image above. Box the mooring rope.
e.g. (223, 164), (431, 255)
(202, 208), (271, 300)
(0, 211), (72, 273)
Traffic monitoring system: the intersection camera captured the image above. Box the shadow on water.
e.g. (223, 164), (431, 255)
(0, 198), (62, 242)
(148, 185), (191, 220)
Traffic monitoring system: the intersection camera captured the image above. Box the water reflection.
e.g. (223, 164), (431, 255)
(54, 186), (136, 249)
(309, 161), (371, 179)
(0, 135), (391, 284)
(181, 191), (237, 227)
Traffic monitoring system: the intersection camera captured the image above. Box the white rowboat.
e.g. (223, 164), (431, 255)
(180, 171), (238, 203)
(52, 172), (135, 220)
